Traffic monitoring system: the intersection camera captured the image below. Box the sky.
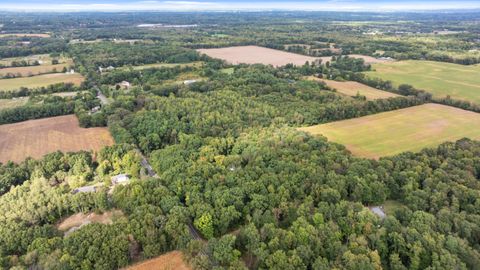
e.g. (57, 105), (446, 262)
(1, 0), (480, 12)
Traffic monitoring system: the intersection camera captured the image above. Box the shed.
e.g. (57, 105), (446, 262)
(111, 174), (130, 185)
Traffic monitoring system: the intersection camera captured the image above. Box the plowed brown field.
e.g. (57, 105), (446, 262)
(0, 115), (114, 163)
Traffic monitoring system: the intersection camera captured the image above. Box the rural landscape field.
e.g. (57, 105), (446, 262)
(1, 3), (480, 270)
(299, 104), (480, 158)
(366, 60), (480, 103)
(0, 115), (113, 163)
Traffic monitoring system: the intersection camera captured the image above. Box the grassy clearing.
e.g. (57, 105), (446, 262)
(0, 54), (54, 67)
(0, 60), (73, 77)
(366, 60), (480, 104)
(0, 73), (84, 91)
(307, 77), (400, 100)
(299, 104), (480, 159)
(0, 97), (29, 110)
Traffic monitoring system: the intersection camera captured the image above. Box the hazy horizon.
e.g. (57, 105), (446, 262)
(1, 0), (480, 12)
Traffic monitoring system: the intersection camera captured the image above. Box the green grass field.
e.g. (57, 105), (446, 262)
(299, 104), (480, 159)
(365, 60), (480, 104)
(0, 73), (84, 91)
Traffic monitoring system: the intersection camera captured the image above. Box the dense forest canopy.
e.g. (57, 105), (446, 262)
(0, 10), (479, 270)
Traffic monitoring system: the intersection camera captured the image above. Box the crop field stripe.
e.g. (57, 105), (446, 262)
(299, 103), (480, 159)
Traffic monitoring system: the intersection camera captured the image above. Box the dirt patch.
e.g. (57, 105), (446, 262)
(125, 251), (192, 270)
(197, 46), (320, 67)
(58, 210), (124, 235)
(0, 115), (114, 163)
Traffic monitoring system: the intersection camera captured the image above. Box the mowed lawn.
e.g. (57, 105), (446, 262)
(0, 115), (114, 163)
(299, 104), (480, 159)
(306, 77), (400, 100)
(365, 60), (480, 104)
(0, 73), (84, 91)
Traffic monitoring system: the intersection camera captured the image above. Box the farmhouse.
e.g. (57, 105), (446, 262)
(112, 174), (130, 185)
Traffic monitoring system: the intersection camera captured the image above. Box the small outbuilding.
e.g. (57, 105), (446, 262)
(72, 185), (97, 194)
(111, 174), (130, 185)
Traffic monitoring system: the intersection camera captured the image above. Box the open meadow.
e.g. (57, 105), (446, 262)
(197, 45), (321, 66)
(0, 115), (114, 163)
(0, 73), (84, 91)
(299, 104), (480, 159)
(0, 54), (54, 66)
(0, 97), (29, 110)
(0, 60), (73, 77)
(365, 60), (480, 104)
(307, 77), (400, 100)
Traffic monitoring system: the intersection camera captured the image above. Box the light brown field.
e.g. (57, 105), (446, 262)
(0, 61), (73, 77)
(299, 104), (480, 159)
(0, 115), (114, 163)
(58, 210), (124, 231)
(308, 77), (400, 100)
(197, 46), (320, 67)
(0, 54), (52, 66)
(0, 33), (51, 38)
(125, 251), (192, 270)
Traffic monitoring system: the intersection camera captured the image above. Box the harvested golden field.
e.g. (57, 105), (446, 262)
(308, 77), (400, 100)
(0, 33), (50, 38)
(197, 45), (320, 67)
(125, 251), (192, 270)
(0, 61), (73, 77)
(0, 115), (114, 163)
(299, 104), (480, 159)
(0, 73), (84, 91)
